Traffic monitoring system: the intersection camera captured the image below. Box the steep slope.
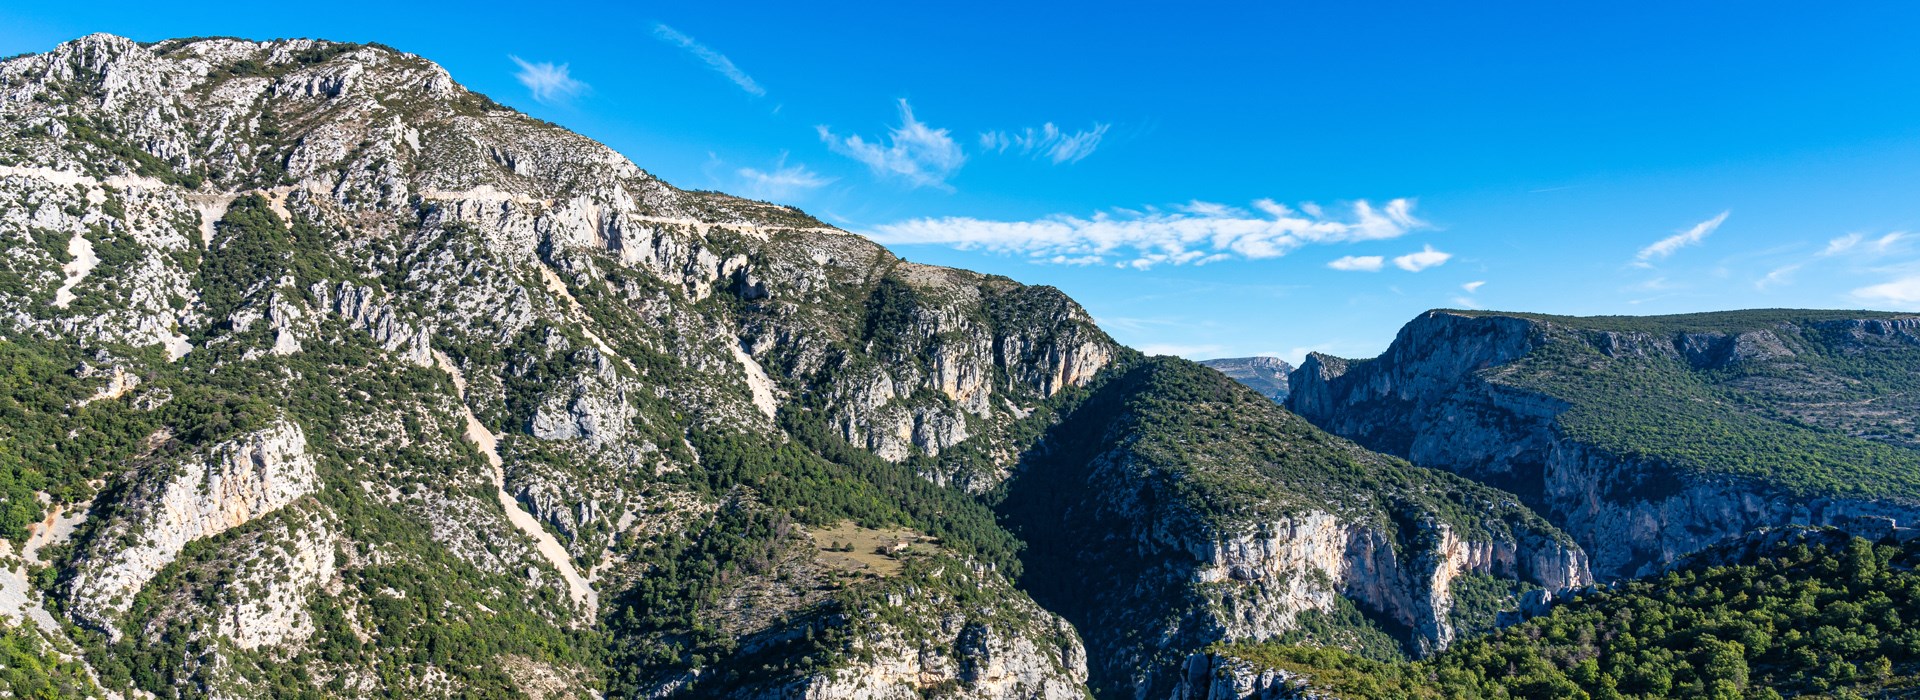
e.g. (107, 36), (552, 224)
(0, 34), (1577, 699)
(0, 33), (1099, 698)
(1181, 526), (1920, 699)
(1288, 309), (1920, 580)
(1199, 356), (1293, 402)
(1003, 358), (1587, 698)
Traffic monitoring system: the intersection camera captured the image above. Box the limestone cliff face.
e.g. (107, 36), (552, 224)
(742, 256), (1119, 489)
(66, 420), (318, 638)
(1287, 310), (1920, 579)
(777, 594), (1089, 700)
(0, 33), (1103, 698)
(1167, 653), (1324, 700)
(1007, 358), (1586, 698)
(1194, 512), (1587, 655)
(1058, 456), (1585, 690)
(0, 34), (1642, 700)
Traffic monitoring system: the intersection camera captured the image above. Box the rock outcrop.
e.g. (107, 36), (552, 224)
(1288, 310), (1920, 579)
(66, 420), (318, 637)
(1007, 358), (1586, 697)
(0, 34), (1633, 700)
(1168, 653), (1324, 700)
(783, 588), (1089, 700)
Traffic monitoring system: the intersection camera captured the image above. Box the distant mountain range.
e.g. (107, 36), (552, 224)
(1198, 356), (1293, 402)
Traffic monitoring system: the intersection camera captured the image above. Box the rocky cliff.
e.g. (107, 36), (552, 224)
(0, 34), (1583, 699)
(1288, 309), (1920, 580)
(0, 33), (1101, 698)
(1005, 358), (1586, 698)
(65, 420), (318, 639)
(1167, 653), (1324, 700)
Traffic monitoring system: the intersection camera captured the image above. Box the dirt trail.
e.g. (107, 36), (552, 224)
(433, 351), (597, 616)
(52, 230), (97, 308)
(0, 503), (114, 696)
(537, 265), (634, 373)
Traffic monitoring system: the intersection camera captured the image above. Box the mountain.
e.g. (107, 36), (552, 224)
(1288, 309), (1920, 581)
(1198, 356), (1292, 402)
(0, 35), (1575, 699)
(1000, 357), (1583, 696)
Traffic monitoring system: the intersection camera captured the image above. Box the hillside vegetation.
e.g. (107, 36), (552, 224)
(1214, 527), (1920, 699)
(1469, 309), (1920, 500)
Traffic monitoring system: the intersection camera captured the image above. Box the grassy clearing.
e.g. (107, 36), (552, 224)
(809, 522), (941, 578)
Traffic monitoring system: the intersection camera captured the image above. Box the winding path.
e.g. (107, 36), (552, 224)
(433, 351), (597, 617)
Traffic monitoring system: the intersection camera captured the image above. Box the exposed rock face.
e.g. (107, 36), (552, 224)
(1195, 512), (1587, 655)
(784, 592), (1089, 700)
(0, 33), (1106, 698)
(1199, 357), (1293, 403)
(1168, 653), (1324, 700)
(0, 34), (1597, 700)
(213, 511), (337, 650)
(1287, 310), (1920, 579)
(750, 263), (1118, 487)
(67, 420), (318, 638)
(1007, 358), (1586, 698)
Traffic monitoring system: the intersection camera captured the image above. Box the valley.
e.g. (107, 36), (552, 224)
(0, 33), (1913, 700)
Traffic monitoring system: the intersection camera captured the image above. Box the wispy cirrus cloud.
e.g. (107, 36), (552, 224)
(653, 24), (765, 97)
(1327, 255), (1385, 272)
(510, 56), (588, 104)
(1450, 280), (1486, 309)
(819, 100), (966, 190)
(1755, 264), (1801, 290)
(1822, 231), (1909, 257)
(870, 198), (1424, 269)
(1854, 274), (1920, 308)
(1749, 231), (1910, 291)
(735, 154), (834, 202)
(1393, 245), (1451, 272)
(980, 122), (1111, 164)
(1634, 211), (1729, 266)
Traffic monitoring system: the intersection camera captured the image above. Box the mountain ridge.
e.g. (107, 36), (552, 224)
(0, 33), (1582, 699)
(1289, 307), (1920, 580)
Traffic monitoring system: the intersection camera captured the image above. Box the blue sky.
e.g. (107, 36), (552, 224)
(7, 2), (1920, 362)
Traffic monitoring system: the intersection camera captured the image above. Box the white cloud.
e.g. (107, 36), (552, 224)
(1393, 245), (1451, 272)
(1462, 280), (1486, 293)
(653, 24), (765, 97)
(736, 154), (833, 201)
(819, 100), (966, 190)
(510, 56), (587, 104)
(1634, 211), (1729, 265)
(1630, 276), (1674, 292)
(1327, 255), (1385, 272)
(1755, 264), (1801, 290)
(1823, 231), (1909, 257)
(869, 197), (1425, 269)
(1824, 233), (1865, 256)
(1854, 275), (1920, 307)
(1451, 296), (1482, 309)
(980, 122), (1110, 164)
